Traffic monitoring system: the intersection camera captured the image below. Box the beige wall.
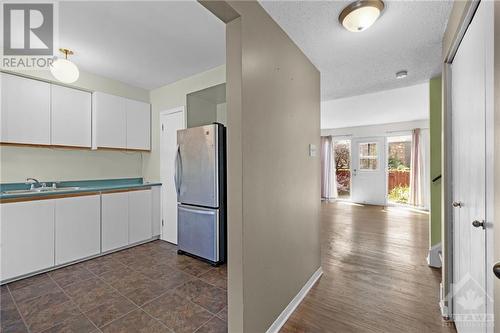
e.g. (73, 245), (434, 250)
(226, 17), (244, 332)
(223, 2), (321, 332)
(143, 65), (225, 182)
(0, 69), (149, 183)
(187, 94), (217, 128)
(0, 146), (142, 182)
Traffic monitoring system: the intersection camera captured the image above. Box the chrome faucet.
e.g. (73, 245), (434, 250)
(26, 178), (41, 189)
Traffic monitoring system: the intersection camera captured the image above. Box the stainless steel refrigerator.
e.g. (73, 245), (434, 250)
(175, 123), (226, 265)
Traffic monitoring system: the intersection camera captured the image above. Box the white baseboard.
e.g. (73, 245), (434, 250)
(265, 267), (323, 333)
(427, 243), (442, 268)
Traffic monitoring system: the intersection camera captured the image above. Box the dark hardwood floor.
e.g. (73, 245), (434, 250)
(280, 202), (456, 333)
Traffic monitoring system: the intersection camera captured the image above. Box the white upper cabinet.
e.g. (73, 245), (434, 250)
(0, 74), (150, 150)
(51, 85), (92, 147)
(94, 92), (127, 149)
(94, 92), (150, 150)
(125, 98), (151, 150)
(1, 73), (51, 145)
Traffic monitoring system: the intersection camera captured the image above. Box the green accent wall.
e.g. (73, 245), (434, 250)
(429, 76), (442, 246)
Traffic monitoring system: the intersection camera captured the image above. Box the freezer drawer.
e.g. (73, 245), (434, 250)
(178, 204), (219, 262)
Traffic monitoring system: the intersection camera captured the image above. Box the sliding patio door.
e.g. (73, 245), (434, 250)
(350, 137), (386, 205)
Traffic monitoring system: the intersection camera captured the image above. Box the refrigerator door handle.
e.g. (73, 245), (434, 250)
(174, 145), (182, 197)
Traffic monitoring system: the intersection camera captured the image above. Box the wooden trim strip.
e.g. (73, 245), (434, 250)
(0, 142), (150, 152)
(0, 142), (92, 150)
(97, 146), (151, 152)
(1, 142), (52, 148)
(0, 191), (101, 203)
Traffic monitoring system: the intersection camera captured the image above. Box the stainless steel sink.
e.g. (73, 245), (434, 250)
(2, 187), (81, 195)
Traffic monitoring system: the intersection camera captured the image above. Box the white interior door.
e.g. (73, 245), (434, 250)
(350, 137), (386, 205)
(451, 1), (488, 331)
(160, 108), (185, 244)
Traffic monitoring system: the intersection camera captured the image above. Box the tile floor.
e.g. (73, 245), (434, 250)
(0, 240), (227, 333)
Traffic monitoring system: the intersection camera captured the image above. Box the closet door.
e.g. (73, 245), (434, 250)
(451, 2), (488, 332)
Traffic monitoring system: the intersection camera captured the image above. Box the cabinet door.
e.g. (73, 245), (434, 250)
(102, 192), (129, 252)
(94, 92), (126, 149)
(1, 73), (51, 145)
(151, 186), (161, 237)
(51, 85), (92, 147)
(55, 195), (100, 265)
(0, 200), (55, 281)
(129, 189), (152, 244)
(126, 99), (151, 150)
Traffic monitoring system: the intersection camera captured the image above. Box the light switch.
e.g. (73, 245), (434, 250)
(309, 144), (317, 157)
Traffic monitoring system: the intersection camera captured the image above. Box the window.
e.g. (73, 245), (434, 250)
(359, 142), (378, 170)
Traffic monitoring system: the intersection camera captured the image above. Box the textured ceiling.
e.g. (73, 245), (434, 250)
(59, 1), (225, 90)
(260, 0), (453, 100)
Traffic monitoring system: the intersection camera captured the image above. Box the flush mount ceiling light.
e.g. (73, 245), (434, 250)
(396, 70), (408, 79)
(50, 48), (80, 84)
(339, 0), (384, 32)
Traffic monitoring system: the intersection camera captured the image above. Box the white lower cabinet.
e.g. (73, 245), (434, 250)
(55, 195), (101, 265)
(102, 192), (129, 252)
(1, 187), (158, 282)
(0, 200), (55, 281)
(129, 190), (152, 244)
(151, 186), (161, 237)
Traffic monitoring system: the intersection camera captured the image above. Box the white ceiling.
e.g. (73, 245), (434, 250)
(59, 1), (225, 90)
(321, 82), (429, 129)
(260, 0), (453, 100)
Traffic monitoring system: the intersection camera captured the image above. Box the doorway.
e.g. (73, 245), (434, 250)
(350, 137), (386, 205)
(159, 107), (185, 244)
(387, 135), (412, 205)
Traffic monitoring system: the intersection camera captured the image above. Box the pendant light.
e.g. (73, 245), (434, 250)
(50, 48), (80, 83)
(339, 0), (384, 32)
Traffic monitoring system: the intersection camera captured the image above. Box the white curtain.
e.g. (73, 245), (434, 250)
(409, 128), (430, 208)
(320, 136), (338, 200)
(420, 129), (430, 209)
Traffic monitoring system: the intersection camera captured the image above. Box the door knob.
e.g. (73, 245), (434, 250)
(472, 220), (485, 229)
(452, 201), (463, 208)
(493, 262), (500, 279)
